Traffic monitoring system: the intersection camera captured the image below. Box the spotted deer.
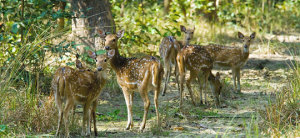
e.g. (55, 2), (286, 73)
(52, 52), (109, 137)
(160, 25), (195, 96)
(99, 29), (163, 131)
(177, 45), (222, 107)
(204, 32), (255, 93)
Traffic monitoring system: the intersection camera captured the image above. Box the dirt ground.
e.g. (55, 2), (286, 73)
(67, 35), (299, 137)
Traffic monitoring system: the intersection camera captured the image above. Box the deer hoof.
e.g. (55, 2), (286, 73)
(139, 128), (144, 133)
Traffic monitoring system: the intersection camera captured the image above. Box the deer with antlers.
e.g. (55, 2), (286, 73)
(204, 32), (255, 93)
(99, 29), (163, 131)
(159, 25), (195, 96)
(177, 45), (222, 107)
(52, 52), (109, 137)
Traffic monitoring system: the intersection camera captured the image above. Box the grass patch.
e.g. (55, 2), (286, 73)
(97, 109), (123, 121)
(259, 56), (300, 137)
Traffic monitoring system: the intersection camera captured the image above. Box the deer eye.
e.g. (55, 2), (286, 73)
(113, 39), (116, 42)
(104, 59), (107, 62)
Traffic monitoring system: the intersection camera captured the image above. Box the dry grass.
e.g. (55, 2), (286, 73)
(259, 61), (300, 137)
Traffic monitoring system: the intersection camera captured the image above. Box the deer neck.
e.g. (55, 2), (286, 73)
(241, 47), (250, 60)
(110, 48), (128, 72)
(182, 39), (189, 46)
(94, 71), (106, 86)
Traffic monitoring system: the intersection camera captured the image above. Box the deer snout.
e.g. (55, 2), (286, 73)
(105, 46), (110, 50)
(244, 45), (248, 48)
(97, 67), (103, 71)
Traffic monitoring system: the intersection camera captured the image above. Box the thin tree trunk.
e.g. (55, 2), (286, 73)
(21, 0), (24, 43)
(120, 0), (127, 17)
(71, 0), (115, 53)
(57, 1), (66, 30)
(164, 0), (172, 15)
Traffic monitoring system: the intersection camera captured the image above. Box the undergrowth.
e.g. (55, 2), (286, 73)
(259, 56), (300, 137)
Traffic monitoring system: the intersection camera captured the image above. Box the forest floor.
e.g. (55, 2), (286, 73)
(58, 34), (299, 137)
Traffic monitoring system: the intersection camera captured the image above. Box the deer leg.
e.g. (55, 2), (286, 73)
(232, 68), (237, 93)
(203, 71), (209, 105)
(122, 88), (133, 130)
(82, 103), (92, 136)
(154, 82), (160, 127)
(162, 62), (170, 96)
(179, 72), (185, 108)
(139, 91), (150, 131)
(129, 92), (134, 128)
(91, 101), (98, 136)
(55, 95), (63, 136)
(197, 74), (203, 105)
(186, 72), (196, 106)
(175, 61), (180, 93)
(236, 68), (241, 93)
(63, 100), (74, 138)
(71, 105), (76, 125)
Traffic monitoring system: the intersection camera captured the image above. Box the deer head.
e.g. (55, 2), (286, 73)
(180, 25), (195, 45)
(208, 72), (222, 107)
(88, 50), (109, 73)
(98, 29), (125, 51)
(238, 32), (256, 53)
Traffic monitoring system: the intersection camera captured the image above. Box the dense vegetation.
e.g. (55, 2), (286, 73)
(0, 0), (299, 137)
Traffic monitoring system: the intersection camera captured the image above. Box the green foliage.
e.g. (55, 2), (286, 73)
(97, 109), (122, 121)
(109, 0), (299, 57)
(0, 125), (8, 135)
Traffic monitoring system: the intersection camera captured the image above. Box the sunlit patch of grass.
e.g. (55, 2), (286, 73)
(149, 121), (169, 136)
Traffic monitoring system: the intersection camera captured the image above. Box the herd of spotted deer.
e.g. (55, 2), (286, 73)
(51, 25), (256, 137)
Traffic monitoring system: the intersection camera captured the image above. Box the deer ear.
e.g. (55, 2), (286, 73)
(88, 50), (97, 59)
(117, 30), (125, 39)
(216, 72), (220, 80)
(98, 29), (106, 38)
(107, 49), (115, 58)
(238, 32), (244, 39)
(180, 25), (186, 33)
(250, 32), (256, 39)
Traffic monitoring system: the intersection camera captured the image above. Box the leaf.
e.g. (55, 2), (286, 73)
(11, 23), (19, 34)
(63, 43), (70, 48)
(66, 62), (75, 66)
(87, 57), (94, 63)
(153, 28), (161, 36)
(176, 30), (181, 37)
(96, 50), (106, 55)
(84, 46), (91, 50)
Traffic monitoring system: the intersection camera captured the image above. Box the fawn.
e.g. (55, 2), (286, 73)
(52, 52), (108, 137)
(99, 29), (164, 131)
(177, 45), (222, 107)
(159, 25), (195, 96)
(204, 32), (255, 93)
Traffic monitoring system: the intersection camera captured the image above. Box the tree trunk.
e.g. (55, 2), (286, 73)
(57, 1), (66, 30)
(164, 0), (172, 15)
(208, 0), (218, 22)
(21, 0), (24, 43)
(120, 0), (127, 17)
(71, 0), (115, 53)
